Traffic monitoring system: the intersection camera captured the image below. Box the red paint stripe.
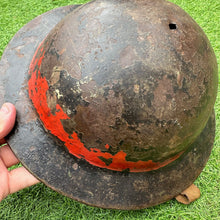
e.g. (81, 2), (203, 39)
(28, 41), (183, 172)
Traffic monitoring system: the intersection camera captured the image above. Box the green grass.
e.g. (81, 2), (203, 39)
(0, 0), (219, 219)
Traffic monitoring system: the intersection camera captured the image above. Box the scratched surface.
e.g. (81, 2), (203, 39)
(0, 0), (217, 210)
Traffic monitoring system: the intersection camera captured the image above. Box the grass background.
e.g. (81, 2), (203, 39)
(0, 0), (219, 219)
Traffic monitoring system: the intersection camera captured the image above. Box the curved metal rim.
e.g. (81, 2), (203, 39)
(0, 5), (215, 210)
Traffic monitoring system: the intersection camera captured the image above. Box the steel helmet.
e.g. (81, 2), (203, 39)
(0, 0), (218, 209)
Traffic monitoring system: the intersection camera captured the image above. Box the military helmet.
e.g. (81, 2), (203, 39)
(0, 0), (218, 209)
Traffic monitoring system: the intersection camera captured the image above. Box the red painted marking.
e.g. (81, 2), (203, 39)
(28, 41), (183, 172)
(105, 144), (110, 150)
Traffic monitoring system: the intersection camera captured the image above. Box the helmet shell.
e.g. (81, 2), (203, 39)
(28, 0), (218, 172)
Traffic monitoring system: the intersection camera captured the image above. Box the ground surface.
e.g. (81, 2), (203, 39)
(0, 0), (219, 219)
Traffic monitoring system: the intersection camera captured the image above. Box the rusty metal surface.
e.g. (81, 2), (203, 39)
(28, 0), (218, 173)
(0, 0), (217, 210)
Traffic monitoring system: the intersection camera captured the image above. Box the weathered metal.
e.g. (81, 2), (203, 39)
(0, 0), (218, 210)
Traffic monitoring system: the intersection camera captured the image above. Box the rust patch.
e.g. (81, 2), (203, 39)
(15, 49), (24, 58)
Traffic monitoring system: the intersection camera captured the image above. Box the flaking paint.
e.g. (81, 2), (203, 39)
(28, 41), (183, 172)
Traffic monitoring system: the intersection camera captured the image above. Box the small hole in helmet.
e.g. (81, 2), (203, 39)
(169, 23), (177, 30)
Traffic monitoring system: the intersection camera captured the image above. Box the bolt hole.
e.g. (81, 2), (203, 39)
(169, 23), (177, 30)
